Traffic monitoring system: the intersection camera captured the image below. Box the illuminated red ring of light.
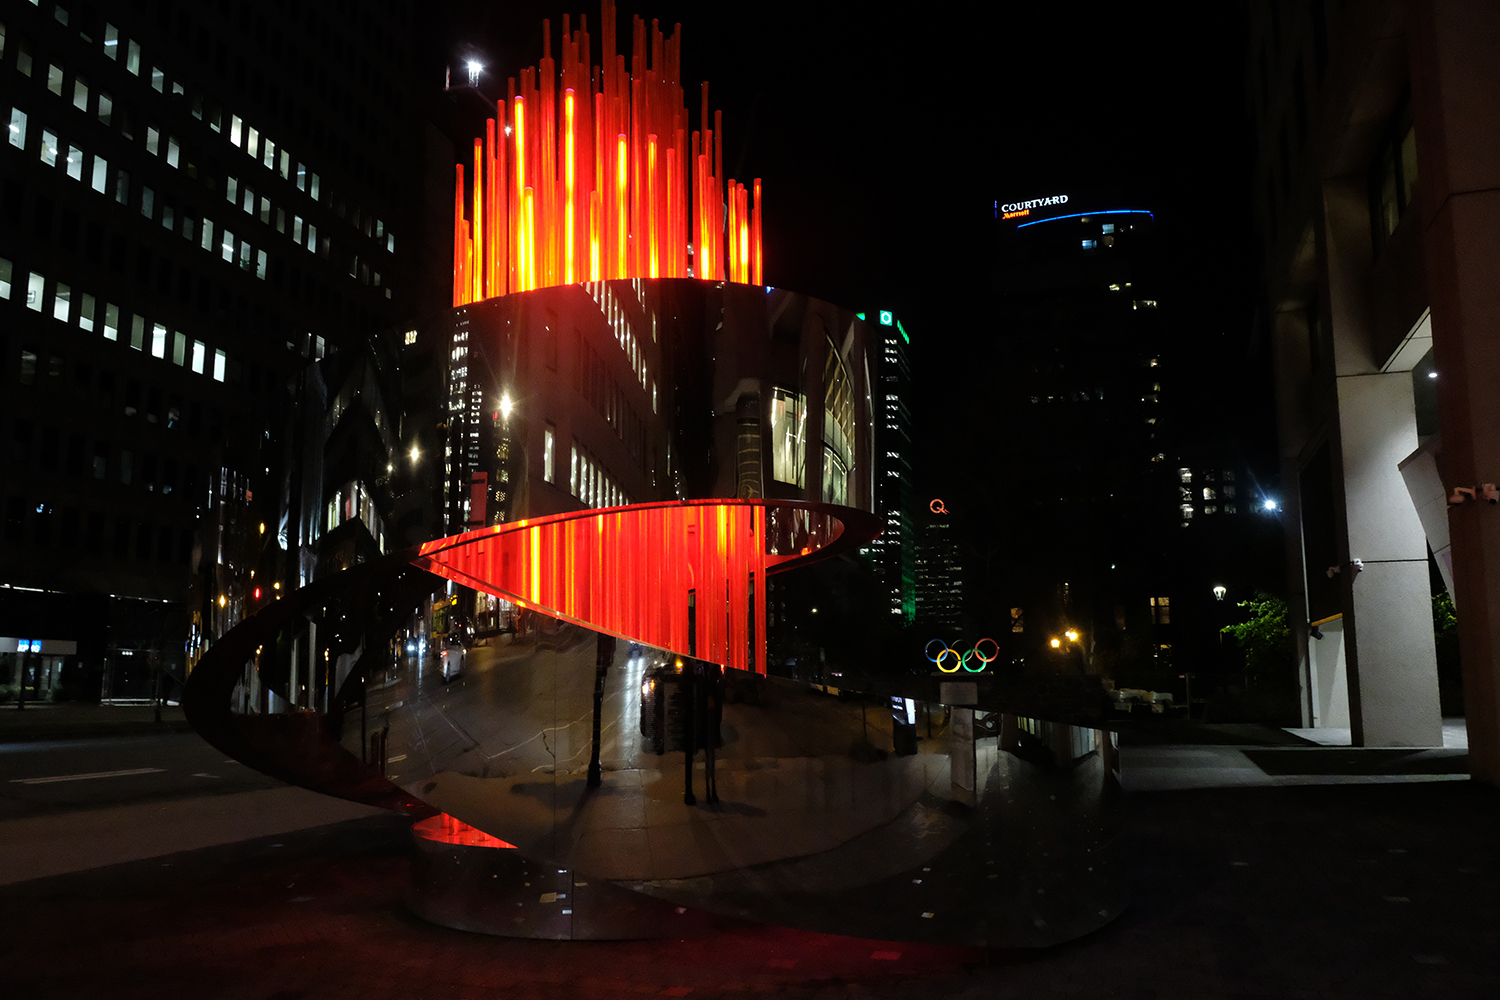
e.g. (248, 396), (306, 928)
(413, 499), (878, 674)
(974, 637), (999, 663)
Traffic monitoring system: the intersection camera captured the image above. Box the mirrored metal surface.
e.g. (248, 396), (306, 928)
(186, 552), (1124, 946)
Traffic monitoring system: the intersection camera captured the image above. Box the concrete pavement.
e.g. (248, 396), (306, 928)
(1, 717), (1497, 998)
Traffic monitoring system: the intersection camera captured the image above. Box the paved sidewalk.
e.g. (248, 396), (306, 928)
(0, 701), (192, 741)
(2, 728), (1497, 999)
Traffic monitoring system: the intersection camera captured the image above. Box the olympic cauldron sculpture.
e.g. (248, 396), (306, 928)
(184, 3), (1124, 947)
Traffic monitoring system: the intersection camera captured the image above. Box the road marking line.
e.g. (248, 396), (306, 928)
(10, 767), (166, 785)
(387, 754), (408, 762)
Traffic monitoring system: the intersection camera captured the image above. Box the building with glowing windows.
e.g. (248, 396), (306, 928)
(865, 309), (916, 622)
(1, 2), (428, 702)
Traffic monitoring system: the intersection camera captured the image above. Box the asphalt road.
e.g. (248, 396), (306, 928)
(0, 731), (284, 821)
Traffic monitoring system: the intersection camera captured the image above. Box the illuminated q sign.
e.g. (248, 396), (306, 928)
(997, 194), (1069, 221)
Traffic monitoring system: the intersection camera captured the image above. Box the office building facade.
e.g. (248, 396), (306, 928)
(1247, 0), (1500, 765)
(1, 1), (424, 700)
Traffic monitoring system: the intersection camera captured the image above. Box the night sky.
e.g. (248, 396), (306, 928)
(430, 2), (1275, 492)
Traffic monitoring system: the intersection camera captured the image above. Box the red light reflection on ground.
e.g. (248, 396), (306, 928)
(412, 812), (518, 850)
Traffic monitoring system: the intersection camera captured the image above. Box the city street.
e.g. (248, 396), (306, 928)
(2, 714), (1499, 998)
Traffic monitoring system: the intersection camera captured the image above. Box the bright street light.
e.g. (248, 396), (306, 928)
(1064, 629), (1079, 642)
(499, 391), (514, 421)
(1263, 498), (1278, 511)
(466, 60), (483, 85)
(1049, 637), (1062, 649)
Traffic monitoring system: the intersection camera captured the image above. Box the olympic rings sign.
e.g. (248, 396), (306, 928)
(925, 637), (998, 674)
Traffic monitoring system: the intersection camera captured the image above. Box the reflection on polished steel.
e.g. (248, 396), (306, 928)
(184, 269), (1123, 946)
(184, 532), (1125, 946)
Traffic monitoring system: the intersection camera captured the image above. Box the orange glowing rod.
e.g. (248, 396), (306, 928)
(472, 138), (484, 303)
(647, 133), (659, 278)
(564, 88), (576, 285)
(616, 133), (628, 278)
(524, 187), (536, 290)
(513, 96), (528, 290)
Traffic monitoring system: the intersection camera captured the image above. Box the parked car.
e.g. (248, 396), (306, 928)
(440, 635), (466, 682)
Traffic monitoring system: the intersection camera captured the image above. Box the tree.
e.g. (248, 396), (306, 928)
(1220, 591), (1293, 687)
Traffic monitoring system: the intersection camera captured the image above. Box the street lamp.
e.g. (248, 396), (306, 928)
(1064, 628), (1079, 643)
(1262, 498), (1278, 511)
(1213, 585), (1227, 601)
(1049, 637), (1062, 649)
(498, 391), (514, 422)
(466, 60), (483, 86)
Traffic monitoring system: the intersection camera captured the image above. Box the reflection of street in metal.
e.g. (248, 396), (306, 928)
(184, 500), (1123, 946)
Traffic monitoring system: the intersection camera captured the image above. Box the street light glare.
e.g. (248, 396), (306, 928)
(499, 391), (514, 420)
(1049, 637), (1062, 649)
(410, 443), (420, 464)
(1263, 498), (1278, 511)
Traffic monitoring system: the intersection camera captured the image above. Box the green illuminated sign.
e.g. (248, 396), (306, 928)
(896, 320), (909, 344)
(879, 310), (893, 326)
(855, 312), (866, 320)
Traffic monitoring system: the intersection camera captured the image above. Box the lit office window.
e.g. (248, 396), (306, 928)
(310, 173), (320, 199)
(275, 207), (285, 233)
(151, 323), (167, 359)
(387, 233), (395, 254)
(150, 66), (163, 93)
(130, 314), (145, 350)
(230, 115), (242, 146)
(307, 224), (317, 252)
(258, 196), (270, 224)
(90, 153), (106, 192)
(239, 241), (252, 271)
(262, 137), (275, 169)
(126, 40), (140, 75)
(1081, 239), (1097, 249)
(213, 349), (226, 382)
(570, 444), (579, 495)
(255, 250), (267, 280)
(200, 218), (214, 252)
(166, 136), (179, 168)
(0, 258), (10, 300)
(103, 304), (119, 340)
(296, 162), (306, 191)
(26, 272), (43, 311)
(78, 293), (95, 332)
(40, 129), (57, 166)
(279, 150), (290, 180)
(114, 169), (129, 204)
(222, 230), (235, 262)
(72, 76), (88, 111)
(52, 283), (70, 322)
(769, 387), (807, 487)
(543, 425), (556, 483)
(96, 90), (112, 126)
(46, 63), (62, 96)
(8, 107), (26, 149)
(242, 187), (253, 215)
(140, 185), (154, 219)
(104, 24), (119, 59)
(172, 331), (186, 366)
(246, 126), (258, 158)
(182, 214), (195, 243)
(191, 341), (206, 374)
(65, 145), (82, 180)
(292, 215), (303, 243)
(146, 127), (159, 156)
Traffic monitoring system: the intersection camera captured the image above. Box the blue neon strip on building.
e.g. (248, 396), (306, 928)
(1016, 209), (1155, 229)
